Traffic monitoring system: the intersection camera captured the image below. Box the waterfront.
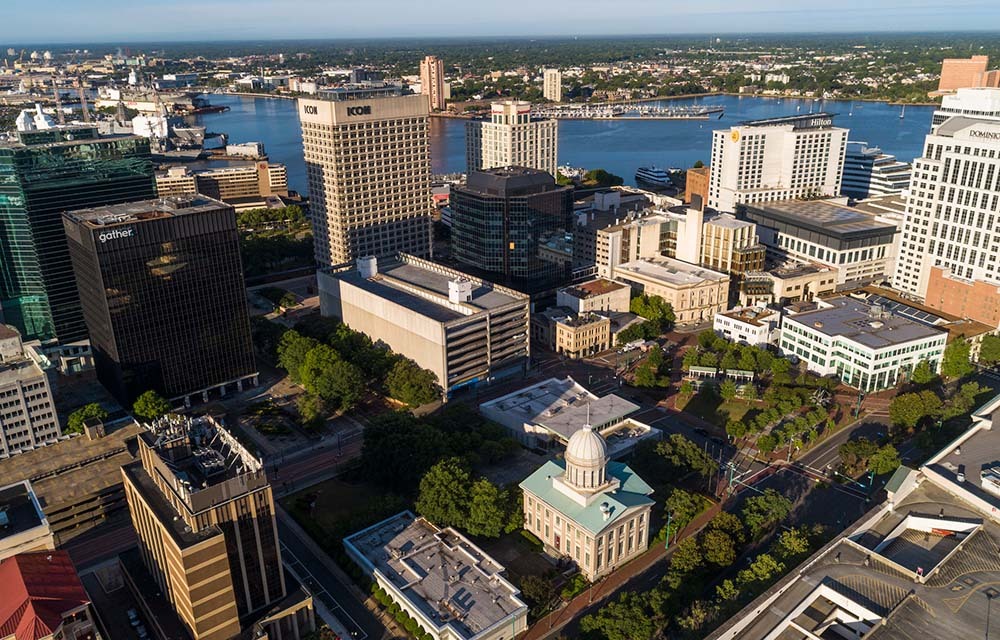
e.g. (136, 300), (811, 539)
(196, 94), (935, 195)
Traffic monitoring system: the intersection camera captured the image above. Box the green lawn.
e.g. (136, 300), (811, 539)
(678, 392), (754, 427)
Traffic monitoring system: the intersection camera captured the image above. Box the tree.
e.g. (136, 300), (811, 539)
(670, 536), (703, 573)
(582, 168), (625, 188)
(579, 592), (655, 640)
(415, 458), (471, 529)
(679, 380), (694, 396)
(980, 335), (1000, 366)
(665, 488), (703, 528)
(465, 479), (509, 538)
(756, 433), (778, 454)
(132, 390), (171, 421)
(386, 358), (441, 406)
(296, 393), (327, 429)
(941, 338), (974, 379)
(869, 444), (902, 475)
(773, 527), (811, 562)
(719, 379), (738, 401)
(657, 434), (718, 479)
(66, 403), (108, 434)
(697, 330), (717, 350)
(300, 345), (366, 411)
(634, 349), (668, 388)
(838, 438), (880, 475)
(630, 294), (675, 331)
(726, 419), (748, 440)
(736, 553), (785, 589)
(708, 511), (746, 544)
(701, 529), (737, 566)
(889, 392), (927, 430)
(770, 357), (791, 376)
(910, 359), (937, 385)
(693, 160), (705, 169)
(360, 413), (447, 493)
(682, 349), (700, 370)
(741, 489), (793, 539)
(520, 575), (556, 616)
(276, 330), (319, 383)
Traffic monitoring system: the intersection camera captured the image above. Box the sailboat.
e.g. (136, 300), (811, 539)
(900, 105), (906, 119)
(849, 102), (854, 117)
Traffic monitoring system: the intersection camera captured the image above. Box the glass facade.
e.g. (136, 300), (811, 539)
(0, 128), (154, 343)
(64, 198), (255, 405)
(452, 168), (573, 294)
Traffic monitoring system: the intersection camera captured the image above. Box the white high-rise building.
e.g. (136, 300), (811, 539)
(708, 113), (849, 213)
(892, 88), (1000, 299)
(299, 90), (432, 267)
(465, 100), (558, 177)
(543, 68), (562, 102)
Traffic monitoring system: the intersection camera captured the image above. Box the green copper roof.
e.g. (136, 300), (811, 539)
(885, 465), (915, 494)
(520, 460), (654, 535)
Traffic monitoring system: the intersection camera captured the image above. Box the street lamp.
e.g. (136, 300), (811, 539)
(664, 511), (674, 549)
(987, 592), (994, 640)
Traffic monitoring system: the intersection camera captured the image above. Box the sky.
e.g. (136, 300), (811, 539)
(7, 0), (1000, 43)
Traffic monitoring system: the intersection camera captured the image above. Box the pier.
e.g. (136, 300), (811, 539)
(533, 104), (725, 120)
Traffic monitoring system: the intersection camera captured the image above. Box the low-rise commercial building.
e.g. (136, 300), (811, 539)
(521, 424), (654, 581)
(685, 165), (710, 208)
(738, 199), (898, 289)
(344, 511), (528, 640)
(612, 257), (729, 325)
(556, 279), (631, 314)
(155, 162), (289, 209)
(924, 265), (1000, 328)
(480, 377), (658, 455)
(554, 313), (612, 359)
(319, 254), (530, 397)
(0, 418), (143, 545)
(0, 325), (60, 459)
(739, 263), (838, 306)
(0, 480), (54, 560)
(779, 297), (947, 392)
(701, 214), (766, 276)
(713, 306), (782, 347)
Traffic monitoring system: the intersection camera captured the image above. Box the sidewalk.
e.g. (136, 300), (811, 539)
(521, 502), (723, 640)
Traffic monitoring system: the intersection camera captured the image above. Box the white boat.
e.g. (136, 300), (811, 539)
(635, 166), (673, 186)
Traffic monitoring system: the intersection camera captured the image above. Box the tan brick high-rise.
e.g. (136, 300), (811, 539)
(299, 93), (432, 267)
(419, 56), (446, 111)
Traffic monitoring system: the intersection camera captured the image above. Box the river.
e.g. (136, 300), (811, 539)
(195, 94), (935, 195)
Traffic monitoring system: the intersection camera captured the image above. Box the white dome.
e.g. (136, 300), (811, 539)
(566, 425), (607, 468)
(564, 424), (609, 491)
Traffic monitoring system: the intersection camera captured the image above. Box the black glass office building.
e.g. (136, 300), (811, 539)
(0, 126), (155, 343)
(451, 167), (573, 294)
(63, 196), (256, 406)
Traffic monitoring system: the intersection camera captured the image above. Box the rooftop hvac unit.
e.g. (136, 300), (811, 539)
(357, 256), (378, 279)
(449, 278), (473, 304)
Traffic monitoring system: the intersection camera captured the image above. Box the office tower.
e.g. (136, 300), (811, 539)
(419, 55), (446, 111)
(466, 101), (559, 177)
(892, 88), (1000, 303)
(0, 125), (154, 343)
(121, 415), (314, 640)
(930, 86), (1000, 130)
(318, 254), (530, 397)
(451, 167), (573, 293)
(299, 92), (432, 267)
(0, 325), (60, 458)
(937, 55), (990, 93)
(543, 68), (562, 102)
(841, 142), (912, 199)
(63, 196), (257, 407)
(707, 113), (848, 213)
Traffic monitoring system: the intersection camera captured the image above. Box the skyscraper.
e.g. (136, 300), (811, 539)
(419, 55), (446, 111)
(299, 91), (432, 267)
(707, 113), (848, 213)
(121, 414), (314, 640)
(543, 68), (563, 102)
(63, 196), (257, 407)
(466, 101), (559, 177)
(0, 125), (154, 343)
(451, 167), (573, 293)
(892, 88), (1000, 300)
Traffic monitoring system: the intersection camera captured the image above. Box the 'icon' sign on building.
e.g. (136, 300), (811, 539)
(99, 228), (135, 243)
(303, 105), (318, 115)
(347, 105), (372, 116)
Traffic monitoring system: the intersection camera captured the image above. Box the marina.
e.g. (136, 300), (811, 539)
(533, 104), (725, 120)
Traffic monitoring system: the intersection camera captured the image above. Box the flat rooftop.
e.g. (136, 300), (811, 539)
(560, 279), (629, 300)
(719, 306), (780, 327)
(0, 420), (143, 518)
(0, 481), (46, 542)
(744, 199), (897, 239)
(615, 257), (729, 287)
(345, 511), (526, 640)
(333, 254), (527, 324)
(480, 377), (640, 442)
(712, 481), (1000, 640)
(64, 195), (228, 228)
(705, 213), (753, 230)
(785, 297), (946, 349)
(0, 356), (44, 389)
(737, 111), (840, 129)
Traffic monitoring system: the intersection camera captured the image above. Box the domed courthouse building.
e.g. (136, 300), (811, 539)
(519, 423), (655, 581)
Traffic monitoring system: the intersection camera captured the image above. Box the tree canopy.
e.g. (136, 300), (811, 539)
(132, 390), (172, 421)
(385, 358), (441, 406)
(741, 489), (793, 540)
(941, 338), (974, 380)
(66, 403), (108, 434)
